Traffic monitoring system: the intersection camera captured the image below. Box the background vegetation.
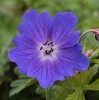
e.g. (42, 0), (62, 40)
(0, 0), (99, 100)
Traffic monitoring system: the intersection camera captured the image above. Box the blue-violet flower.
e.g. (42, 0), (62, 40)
(8, 9), (90, 88)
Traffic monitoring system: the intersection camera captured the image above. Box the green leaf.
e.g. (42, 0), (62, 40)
(10, 78), (36, 97)
(57, 64), (99, 89)
(51, 85), (73, 100)
(84, 79), (99, 91)
(36, 85), (45, 95)
(91, 59), (99, 64)
(51, 64), (99, 100)
(65, 88), (85, 100)
(89, 48), (99, 59)
(82, 33), (99, 52)
(80, 64), (99, 86)
(36, 85), (53, 99)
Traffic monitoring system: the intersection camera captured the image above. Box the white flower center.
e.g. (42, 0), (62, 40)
(39, 41), (58, 61)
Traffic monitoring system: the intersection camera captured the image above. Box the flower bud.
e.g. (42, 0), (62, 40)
(92, 28), (99, 41)
(79, 28), (99, 43)
(85, 49), (94, 57)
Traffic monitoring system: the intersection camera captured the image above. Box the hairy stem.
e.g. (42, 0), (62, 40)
(79, 29), (94, 43)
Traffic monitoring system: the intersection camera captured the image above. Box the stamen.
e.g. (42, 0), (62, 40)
(48, 43), (50, 45)
(49, 50), (52, 54)
(48, 42), (53, 45)
(40, 41), (54, 55)
(43, 41), (48, 45)
(40, 47), (43, 50)
(50, 42), (53, 44)
(45, 50), (50, 55)
(45, 50), (52, 55)
(51, 48), (53, 52)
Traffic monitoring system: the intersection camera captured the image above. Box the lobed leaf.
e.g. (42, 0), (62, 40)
(83, 79), (99, 91)
(9, 78), (36, 97)
(51, 64), (99, 100)
(65, 88), (85, 100)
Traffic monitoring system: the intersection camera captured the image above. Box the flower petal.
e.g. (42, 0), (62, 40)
(59, 30), (80, 48)
(55, 60), (75, 77)
(52, 12), (78, 44)
(58, 44), (90, 71)
(18, 9), (53, 43)
(13, 34), (37, 49)
(27, 60), (65, 88)
(8, 47), (40, 73)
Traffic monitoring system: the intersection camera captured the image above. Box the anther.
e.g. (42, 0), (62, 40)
(40, 41), (54, 55)
(45, 50), (49, 55)
(48, 42), (53, 45)
(51, 48), (53, 52)
(49, 50), (52, 54)
(43, 41), (48, 45)
(40, 47), (43, 50)
(50, 42), (53, 44)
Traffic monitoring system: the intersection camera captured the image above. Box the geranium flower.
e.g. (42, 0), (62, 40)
(8, 10), (89, 88)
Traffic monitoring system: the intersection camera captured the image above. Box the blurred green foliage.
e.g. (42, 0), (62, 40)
(0, 0), (99, 100)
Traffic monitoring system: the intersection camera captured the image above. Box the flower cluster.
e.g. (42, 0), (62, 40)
(8, 10), (89, 88)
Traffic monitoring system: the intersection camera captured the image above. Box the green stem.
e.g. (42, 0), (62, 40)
(80, 72), (82, 87)
(79, 29), (94, 43)
(46, 88), (50, 100)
